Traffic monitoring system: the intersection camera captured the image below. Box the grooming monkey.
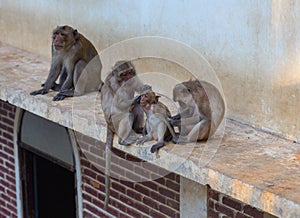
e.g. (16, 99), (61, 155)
(136, 86), (176, 153)
(171, 80), (225, 144)
(100, 60), (144, 208)
(30, 25), (103, 101)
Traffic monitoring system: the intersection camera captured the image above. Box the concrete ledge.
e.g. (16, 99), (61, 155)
(1, 42), (300, 217)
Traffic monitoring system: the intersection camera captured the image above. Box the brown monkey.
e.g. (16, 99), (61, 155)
(171, 80), (225, 144)
(30, 25), (103, 101)
(101, 60), (144, 209)
(136, 86), (175, 153)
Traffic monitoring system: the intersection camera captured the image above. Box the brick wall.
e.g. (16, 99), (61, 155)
(208, 187), (277, 218)
(0, 100), (17, 218)
(76, 133), (180, 218)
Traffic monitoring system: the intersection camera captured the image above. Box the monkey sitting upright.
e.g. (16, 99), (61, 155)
(171, 80), (225, 144)
(136, 86), (175, 153)
(101, 60), (144, 209)
(30, 25), (103, 101)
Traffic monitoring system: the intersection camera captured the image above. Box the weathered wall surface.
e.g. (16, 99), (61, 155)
(0, 0), (299, 140)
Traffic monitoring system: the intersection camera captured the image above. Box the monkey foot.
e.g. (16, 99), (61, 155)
(150, 142), (165, 153)
(53, 94), (66, 101)
(119, 135), (138, 146)
(30, 88), (47, 96)
(172, 135), (187, 145)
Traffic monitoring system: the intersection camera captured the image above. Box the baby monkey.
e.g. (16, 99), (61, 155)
(136, 86), (175, 153)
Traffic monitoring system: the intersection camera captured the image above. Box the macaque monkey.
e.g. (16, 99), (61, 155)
(136, 86), (175, 153)
(100, 60), (144, 209)
(30, 25), (103, 101)
(171, 80), (225, 144)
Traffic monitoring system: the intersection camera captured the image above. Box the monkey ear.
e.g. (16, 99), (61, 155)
(155, 96), (161, 103)
(73, 29), (79, 40)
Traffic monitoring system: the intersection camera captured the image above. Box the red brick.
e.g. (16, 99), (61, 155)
(111, 164), (126, 177)
(236, 212), (250, 218)
(3, 103), (14, 112)
(142, 181), (158, 191)
(126, 171), (141, 182)
(159, 205), (177, 217)
(134, 166), (150, 179)
(118, 158), (134, 171)
(84, 203), (99, 215)
(0, 109), (8, 116)
(90, 146), (104, 157)
(81, 134), (98, 146)
(209, 190), (220, 201)
(150, 191), (166, 204)
(166, 198), (180, 210)
(83, 168), (98, 180)
(149, 210), (165, 218)
(4, 161), (14, 172)
(2, 117), (13, 127)
(135, 184), (150, 196)
(166, 179), (180, 192)
(82, 193), (92, 202)
(110, 189), (120, 199)
(4, 147), (14, 156)
(120, 195), (134, 206)
(215, 203), (234, 217)
(134, 201), (150, 214)
(127, 208), (143, 218)
(2, 132), (13, 141)
(84, 185), (98, 197)
(244, 205), (264, 218)
(126, 189), (142, 201)
(106, 206), (120, 217)
(119, 179), (135, 189)
(91, 197), (104, 209)
(222, 196), (242, 211)
(112, 182), (126, 193)
(143, 196), (158, 210)
(155, 177), (165, 186)
(0, 206), (11, 216)
(81, 159), (91, 168)
(158, 187), (175, 200)
(208, 208), (219, 218)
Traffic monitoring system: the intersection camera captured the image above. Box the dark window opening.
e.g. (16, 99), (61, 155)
(18, 111), (77, 218)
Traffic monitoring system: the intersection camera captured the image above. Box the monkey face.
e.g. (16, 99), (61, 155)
(140, 91), (159, 108)
(112, 61), (136, 82)
(173, 84), (194, 107)
(52, 26), (76, 51)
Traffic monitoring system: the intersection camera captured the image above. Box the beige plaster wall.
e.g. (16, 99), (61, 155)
(0, 0), (299, 140)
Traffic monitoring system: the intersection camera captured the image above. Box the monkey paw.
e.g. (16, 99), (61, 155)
(53, 94), (66, 101)
(150, 142), (165, 153)
(172, 135), (187, 145)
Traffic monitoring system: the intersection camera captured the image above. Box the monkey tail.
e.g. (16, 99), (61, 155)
(104, 127), (114, 210)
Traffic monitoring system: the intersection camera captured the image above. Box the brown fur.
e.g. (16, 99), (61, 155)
(30, 25), (103, 101)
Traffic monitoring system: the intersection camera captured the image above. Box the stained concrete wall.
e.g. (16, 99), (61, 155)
(0, 0), (299, 140)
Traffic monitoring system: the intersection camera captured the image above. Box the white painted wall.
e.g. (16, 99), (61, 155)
(0, 0), (299, 140)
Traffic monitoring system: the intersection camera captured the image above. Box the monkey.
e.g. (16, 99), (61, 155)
(30, 25), (103, 101)
(136, 86), (176, 153)
(100, 60), (144, 209)
(171, 80), (225, 144)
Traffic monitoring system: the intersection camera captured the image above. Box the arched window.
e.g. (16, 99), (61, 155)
(18, 111), (77, 218)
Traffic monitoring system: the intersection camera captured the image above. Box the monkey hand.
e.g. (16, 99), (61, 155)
(132, 95), (141, 105)
(30, 88), (48, 96)
(169, 117), (180, 127)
